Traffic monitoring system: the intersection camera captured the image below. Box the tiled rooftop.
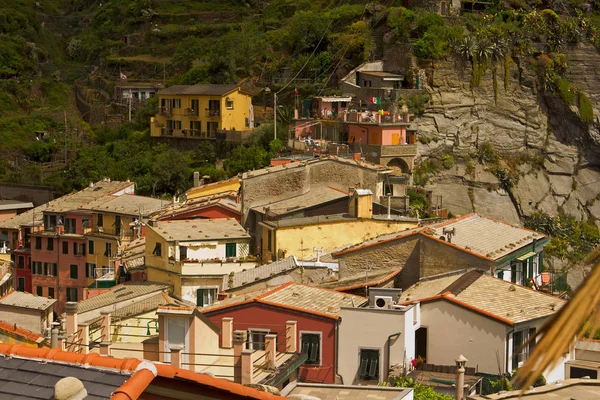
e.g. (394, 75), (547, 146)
(158, 83), (239, 96)
(251, 186), (348, 216)
(222, 256), (298, 290)
(242, 156), (391, 180)
(151, 218), (250, 241)
(0, 290), (56, 311)
(42, 180), (134, 213)
(0, 321), (45, 344)
(283, 383), (413, 400)
(399, 270), (565, 325)
(203, 282), (367, 319)
(84, 194), (167, 216)
(76, 282), (171, 314)
(0, 356), (130, 400)
(185, 177), (240, 197)
(423, 213), (546, 260)
(157, 192), (241, 219)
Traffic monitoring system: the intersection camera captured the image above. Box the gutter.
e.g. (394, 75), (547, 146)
(335, 320), (342, 384)
(505, 327), (515, 375)
(387, 332), (401, 382)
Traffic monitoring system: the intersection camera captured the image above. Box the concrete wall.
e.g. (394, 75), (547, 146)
(267, 219), (417, 261)
(241, 159), (385, 226)
(0, 183), (54, 206)
(0, 305), (46, 334)
(420, 300), (506, 374)
(419, 236), (495, 278)
(338, 306), (416, 385)
(336, 235), (420, 289)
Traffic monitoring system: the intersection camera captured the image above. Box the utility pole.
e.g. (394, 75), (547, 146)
(128, 89), (132, 122)
(273, 91), (277, 142)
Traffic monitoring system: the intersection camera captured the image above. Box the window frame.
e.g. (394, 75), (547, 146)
(247, 328), (270, 351)
(512, 327), (536, 370)
(36, 286), (43, 296)
(225, 242), (237, 258)
(48, 287), (54, 299)
(70, 264), (78, 280)
(152, 242), (162, 257)
(226, 99), (234, 110)
(196, 287), (218, 307)
(35, 236), (42, 250)
(104, 242), (112, 257)
(300, 331), (322, 366)
(88, 240), (95, 255)
(62, 241), (69, 255)
(47, 237), (54, 251)
(17, 277), (25, 291)
(358, 347), (380, 381)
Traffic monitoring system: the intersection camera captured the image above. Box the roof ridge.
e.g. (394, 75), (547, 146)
(256, 281), (295, 300)
(291, 282), (367, 299)
(334, 267), (404, 292)
(479, 274), (566, 302)
(419, 231), (494, 261)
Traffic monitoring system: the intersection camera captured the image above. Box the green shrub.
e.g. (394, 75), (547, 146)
(477, 140), (499, 164)
(441, 154), (454, 169)
(557, 78), (575, 105)
(578, 91), (594, 123)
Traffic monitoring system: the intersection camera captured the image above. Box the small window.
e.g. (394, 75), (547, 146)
(153, 242), (162, 256)
(51, 263), (57, 276)
(70, 264), (78, 279)
(88, 240), (95, 255)
(62, 241), (69, 254)
(73, 242), (78, 255)
(17, 256), (24, 269)
(66, 288), (78, 302)
(36, 286), (43, 296)
(197, 288), (217, 307)
(43, 262), (48, 275)
(248, 329), (269, 350)
(359, 349), (379, 381)
(225, 243), (237, 258)
(97, 214), (103, 228)
(48, 287), (54, 299)
(180, 245), (188, 260)
(301, 333), (321, 365)
(104, 242), (112, 257)
(17, 277), (25, 291)
(86, 263), (96, 278)
(226, 99), (234, 109)
(267, 230), (272, 252)
(35, 237), (42, 250)
(341, 101), (347, 107)
(173, 98), (181, 108)
(47, 238), (54, 251)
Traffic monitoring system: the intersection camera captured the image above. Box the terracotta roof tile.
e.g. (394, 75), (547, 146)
(0, 321), (46, 344)
(203, 282), (367, 319)
(0, 344), (285, 400)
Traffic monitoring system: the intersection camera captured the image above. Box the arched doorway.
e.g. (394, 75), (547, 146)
(387, 157), (411, 174)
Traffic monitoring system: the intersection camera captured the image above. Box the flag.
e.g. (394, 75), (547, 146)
(120, 72), (127, 80)
(370, 96), (380, 105)
(294, 88), (299, 96)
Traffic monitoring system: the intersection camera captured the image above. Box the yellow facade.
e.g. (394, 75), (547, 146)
(150, 87), (253, 138)
(185, 178), (240, 200)
(262, 218), (418, 262)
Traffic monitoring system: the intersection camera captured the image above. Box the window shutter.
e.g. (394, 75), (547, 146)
(368, 352), (378, 378)
(309, 342), (318, 362)
(359, 356), (369, 377)
(528, 328), (537, 355)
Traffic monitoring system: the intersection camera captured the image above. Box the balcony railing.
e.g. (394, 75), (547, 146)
(161, 128), (175, 136)
(160, 107), (172, 117)
(184, 108), (199, 117)
(205, 109), (220, 118)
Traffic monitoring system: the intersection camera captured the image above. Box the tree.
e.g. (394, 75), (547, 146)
(151, 147), (192, 197)
(223, 145), (269, 176)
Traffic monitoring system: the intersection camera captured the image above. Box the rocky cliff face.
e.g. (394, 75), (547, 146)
(411, 45), (600, 227)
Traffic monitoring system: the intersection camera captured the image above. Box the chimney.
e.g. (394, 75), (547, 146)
(50, 322), (60, 349)
(88, 182), (94, 188)
(241, 349), (255, 385)
(202, 175), (211, 185)
(222, 318), (233, 348)
(455, 354), (468, 400)
(349, 189), (373, 219)
(285, 321), (297, 352)
(54, 377), (87, 400)
(193, 171), (200, 187)
(100, 312), (111, 342)
(65, 302), (78, 337)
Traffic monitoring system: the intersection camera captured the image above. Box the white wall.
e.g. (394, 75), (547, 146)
(338, 306), (416, 385)
(421, 301), (507, 374)
(176, 240), (249, 262)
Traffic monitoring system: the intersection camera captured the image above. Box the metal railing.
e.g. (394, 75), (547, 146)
(205, 109), (220, 117)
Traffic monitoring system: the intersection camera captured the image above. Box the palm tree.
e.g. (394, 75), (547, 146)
(514, 246), (600, 389)
(489, 39), (506, 105)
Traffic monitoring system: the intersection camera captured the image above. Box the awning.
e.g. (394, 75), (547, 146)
(517, 251), (537, 261)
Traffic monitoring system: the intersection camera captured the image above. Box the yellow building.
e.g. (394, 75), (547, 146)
(83, 194), (166, 287)
(150, 84), (254, 139)
(260, 189), (419, 262)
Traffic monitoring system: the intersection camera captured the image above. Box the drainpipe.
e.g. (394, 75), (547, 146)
(387, 332), (401, 382)
(505, 327), (515, 376)
(335, 321), (342, 384)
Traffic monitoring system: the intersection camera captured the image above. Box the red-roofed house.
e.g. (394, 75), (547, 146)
(202, 282), (367, 384)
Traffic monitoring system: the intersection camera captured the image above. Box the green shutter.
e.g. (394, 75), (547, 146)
(226, 243), (236, 258)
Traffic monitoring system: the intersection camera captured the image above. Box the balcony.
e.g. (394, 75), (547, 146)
(205, 109), (220, 118)
(184, 108), (199, 117)
(161, 128), (174, 136)
(160, 107), (172, 117)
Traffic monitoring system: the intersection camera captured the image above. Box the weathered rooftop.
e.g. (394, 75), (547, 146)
(84, 194), (167, 216)
(282, 383), (413, 400)
(0, 290), (56, 311)
(423, 213), (546, 261)
(151, 218), (250, 241)
(468, 378), (600, 399)
(399, 270), (565, 325)
(202, 282), (367, 319)
(184, 177), (240, 198)
(157, 192), (240, 220)
(360, 71), (405, 79)
(222, 256), (299, 291)
(262, 213), (416, 229)
(242, 156), (391, 180)
(251, 186), (348, 216)
(158, 83), (240, 96)
(76, 282), (170, 314)
(42, 180), (134, 213)
(0, 200), (33, 211)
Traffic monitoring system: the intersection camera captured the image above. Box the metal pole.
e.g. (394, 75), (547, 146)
(274, 92), (277, 142)
(128, 89), (132, 122)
